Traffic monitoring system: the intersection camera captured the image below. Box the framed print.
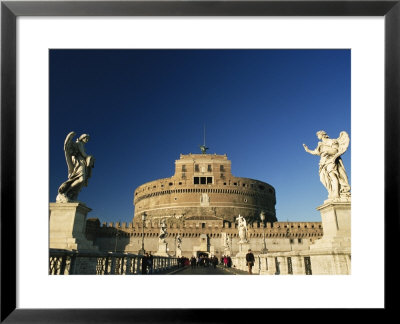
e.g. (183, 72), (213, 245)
(1, 0), (398, 322)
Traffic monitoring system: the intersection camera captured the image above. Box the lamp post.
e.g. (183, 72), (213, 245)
(260, 212), (268, 254)
(114, 232), (120, 252)
(139, 212), (147, 255)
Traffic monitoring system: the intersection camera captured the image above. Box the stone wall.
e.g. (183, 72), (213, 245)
(86, 218), (323, 258)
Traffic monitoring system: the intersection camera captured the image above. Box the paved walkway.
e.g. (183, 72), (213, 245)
(167, 265), (250, 275)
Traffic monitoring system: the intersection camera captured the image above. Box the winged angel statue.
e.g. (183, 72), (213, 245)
(303, 131), (351, 201)
(236, 214), (248, 243)
(56, 132), (95, 203)
(159, 219), (168, 243)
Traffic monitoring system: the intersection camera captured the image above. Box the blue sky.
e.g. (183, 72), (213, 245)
(50, 49), (351, 224)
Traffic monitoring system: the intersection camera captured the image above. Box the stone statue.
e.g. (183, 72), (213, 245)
(303, 130), (351, 201)
(199, 144), (209, 154)
(56, 132), (95, 203)
(225, 234), (231, 248)
(159, 219), (168, 243)
(236, 214), (248, 243)
(176, 234), (182, 249)
(175, 234), (182, 257)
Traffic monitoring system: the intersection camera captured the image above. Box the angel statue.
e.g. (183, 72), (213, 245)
(236, 214), (248, 243)
(56, 132), (95, 203)
(303, 130), (351, 201)
(225, 234), (230, 248)
(159, 219), (168, 243)
(176, 234), (182, 256)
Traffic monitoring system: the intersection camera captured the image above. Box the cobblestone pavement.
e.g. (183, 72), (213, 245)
(168, 265), (250, 275)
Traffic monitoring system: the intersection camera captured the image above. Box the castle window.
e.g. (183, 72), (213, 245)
(220, 165), (225, 172)
(207, 177), (212, 184)
(259, 185), (265, 190)
(182, 172), (186, 179)
(207, 165), (212, 172)
(298, 238), (303, 244)
(194, 177), (199, 184)
(195, 164), (199, 172)
(200, 177), (206, 184)
(169, 182), (173, 186)
(182, 165), (186, 172)
(220, 173), (224, 178)
(223, 182), (227, 185)
(178, 182), (182, 185)
(233, 182), (237, 186)
(202, 223), (206, 228)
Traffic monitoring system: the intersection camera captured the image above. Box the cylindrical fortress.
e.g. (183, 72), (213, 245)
(133, 153), (277, 225)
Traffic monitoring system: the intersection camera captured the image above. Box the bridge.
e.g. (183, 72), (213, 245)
(49, 248), (317, 275)
(49, 249), (250, 275)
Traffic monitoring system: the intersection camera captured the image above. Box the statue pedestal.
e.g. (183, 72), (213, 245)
(236, 242), (251, 257)
(309, 200), (351, 274)
(49, 202), (98, 251)
(311, 200), (351, 251)
(155, 241), (169, 257)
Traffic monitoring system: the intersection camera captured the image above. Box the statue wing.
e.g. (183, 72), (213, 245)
(63, 131), (77, 177)
(337, 131), (350, 157)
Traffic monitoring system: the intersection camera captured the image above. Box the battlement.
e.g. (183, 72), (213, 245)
(87, 218), (323, 240)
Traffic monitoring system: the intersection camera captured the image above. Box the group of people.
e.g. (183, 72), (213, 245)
(189, 255), (219, 269)
(221, 255), (233, 268)
(141, 252), (154, 274)
(177, 256), (190, 267)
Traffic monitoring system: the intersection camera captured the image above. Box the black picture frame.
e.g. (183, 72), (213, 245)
(1, 0), (397, 322)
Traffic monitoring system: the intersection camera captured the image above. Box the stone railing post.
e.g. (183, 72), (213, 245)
(136, 256), (141, 274)
(292, 256), (304, 275)
(122, 256), (128, 274)
(278, 256), (288, 275)
(258, 256), (268, 275)
(266, 256), (276, 275)
(110, 255), (117, 274)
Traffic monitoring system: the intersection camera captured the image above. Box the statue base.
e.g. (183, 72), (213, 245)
(236, 242), (251, 257)
(49, 202), (98, 251)
(155, 241), (169, 257)
(311, 200), (351, 251)
(309, 200), (351, 274)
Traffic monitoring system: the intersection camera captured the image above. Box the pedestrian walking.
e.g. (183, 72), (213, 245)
(245, 249), (255, 274)
(190, 256), (196, 268)
(142, 253), (149, 274)
(223, 256), (228, 267)
(148, 253), (153, 274)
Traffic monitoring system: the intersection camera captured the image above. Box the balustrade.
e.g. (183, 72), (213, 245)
(231, 253), (314, 275)
(49, 249), (179, 275)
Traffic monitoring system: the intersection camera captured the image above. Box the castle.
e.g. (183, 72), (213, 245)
(85, 152), (324, 258)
